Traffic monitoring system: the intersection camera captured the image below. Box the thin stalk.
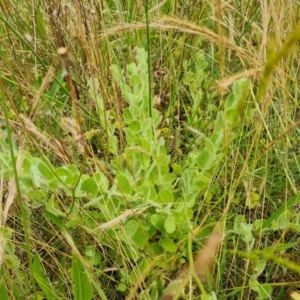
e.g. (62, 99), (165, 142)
(144, 0), (152, 118)
(0, 77), (36, 296)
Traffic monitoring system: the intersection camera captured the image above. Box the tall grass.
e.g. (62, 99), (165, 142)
(1, 0), (300, 299)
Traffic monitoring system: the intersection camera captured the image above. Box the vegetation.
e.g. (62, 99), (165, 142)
(0, 1), (300, 299)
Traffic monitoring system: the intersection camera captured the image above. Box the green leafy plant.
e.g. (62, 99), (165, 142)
(0, 47), (252, 298)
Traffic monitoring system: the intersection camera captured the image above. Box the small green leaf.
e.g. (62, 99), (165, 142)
(38, 161), (54, 181)
(249, 279), (272, 299)
(55, 164), (80, 186)
(190, 169), (211, 191)
(93, 171), (109, 191)
(30, 158), (46, 188)
(129, 120), (141, 133)
(197, 149), (215, 170)
(246, 192), (260, 209)
(154, 154), (170, 169)
(45, 197), (65, 217)
(253, 258), (267, 277)
(138, 152), (151, 170)
(164, 214), (176, 234)
(211, 111), (224, 149)
(262, 194), (300, 230)
(123, 108), (134, 124)
(117, 283), (127, 292)
(157, 189), (174, 203)
(132, 227), (148, 248)
(197, 139), (216, 170)
(139, 184), (157, 202)
(26, 189), (48, 207)
(160, 238), (177, 253)
(125, 220), (139, 237)
(163, 279), (184, 299)
(234, 215), (254, 245)
(116, 174), (132, 195)
(150, 213), (165, 232)
(80, 177), (98, 197)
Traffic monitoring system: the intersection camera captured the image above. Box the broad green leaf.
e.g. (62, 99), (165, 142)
(270, 213), (291, 230)
(148, 242), (163, 256)
(211, 111), (224, 150)
(246, 192), (260, 209)
(55, 164), (80, 186)
(197, 145), (216, 170)
(44, 210), (65, 231)
(150, 213), (165, 232)
(38, 160), (55, 181)
(249, 279), (272, 299)
(0, 282), (9, 300)
(232, 77), (250, 107)
(116, 174), (132, 195)
(201, 292), (218, 300)
(125, 220), (139, 237)
(154, 154), (170, 169)
(139, 184), (157, 202)
(157, 189), (174, 204)
(234, 214), (246, 230)
(160, 238), (177, 253)
(80, 176), (98, 197)
(163, 279), (184, 300)
(164, 214), (176, 234)
(132, 227), (148, 248)
(123, 108), (134, 124)
(45, 197), (65, 217)
(262, 194), (300, 230)
(234, 215), (254, 245)
(252, 258), (267, 277)
(26, 189), (48, 207)
(161, 173), (176, 186)
(138, 152), (151, 170)
(30, 158), (46, 188)
(33, 254), (62, 300)
(117, 283), (127, 292)
(190, 169), (211, 191)
(93, 171), (109, 191)
(129, 120), (141, 134)
(21, 153), (32, 173)
(72, 253), (93, 300)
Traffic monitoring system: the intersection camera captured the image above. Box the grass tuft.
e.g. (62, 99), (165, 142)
(1, 1), (300, 299)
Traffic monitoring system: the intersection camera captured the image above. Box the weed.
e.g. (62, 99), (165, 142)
(1, 1), (300, 299)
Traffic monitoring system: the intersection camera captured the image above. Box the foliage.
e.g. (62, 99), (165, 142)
(1, 1), (300, 299)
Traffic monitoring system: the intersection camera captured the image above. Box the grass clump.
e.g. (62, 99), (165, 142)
(1, 1), (300, 299)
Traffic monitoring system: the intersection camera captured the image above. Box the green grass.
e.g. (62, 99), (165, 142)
(1, 1), (300, 299)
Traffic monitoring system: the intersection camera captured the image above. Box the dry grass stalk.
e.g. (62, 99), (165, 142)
(31, 66), (55, 118)
(101, 16), (257, 68)
(61, 117), (86, 154)
(0, 154), (24, 266)
(2, 154), (24, 225)
(162, 232), (222, 300)
(57, 47), (89, 156)
(20, 115), (70, 163)
(193, 232), (222, 282)
(217, 68), (261, 90)
(57, 47), (73, 76)
(178, 232), (222, 283)
(94, 207), (149, 231)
